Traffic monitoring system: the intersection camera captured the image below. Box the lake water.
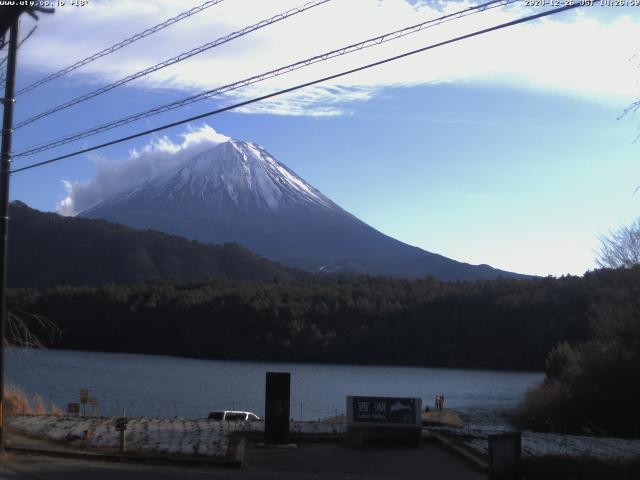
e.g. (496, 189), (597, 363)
(6, 348), (543, 429)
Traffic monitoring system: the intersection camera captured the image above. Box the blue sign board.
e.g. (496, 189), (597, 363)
(347, 396), (421, 427)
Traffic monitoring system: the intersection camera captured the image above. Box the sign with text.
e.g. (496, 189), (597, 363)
(115, 417), (128, 431)
(87, 397), (98, 406)
(347, 396), (421, 427)
(80, 389), (88, 404)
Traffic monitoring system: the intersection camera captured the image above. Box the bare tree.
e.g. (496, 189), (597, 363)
(6, 310), (60, 349)
(596, 220), (640, 269)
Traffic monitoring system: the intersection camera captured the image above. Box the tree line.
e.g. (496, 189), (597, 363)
(8, 270), (614, 371)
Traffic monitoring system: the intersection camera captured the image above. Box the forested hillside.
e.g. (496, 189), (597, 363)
(9, 201), (301, 287)
(8, 270), (606, 371)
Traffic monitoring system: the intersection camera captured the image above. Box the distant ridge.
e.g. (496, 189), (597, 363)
(8, 201), (301, 288)
(80, 138), (529, 281)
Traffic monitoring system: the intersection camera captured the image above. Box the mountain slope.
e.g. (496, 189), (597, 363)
(81, 139), (527, 281)
(8, 201), (300, 288)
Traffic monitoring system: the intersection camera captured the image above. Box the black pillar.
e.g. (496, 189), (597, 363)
(264, 371), (290, 445)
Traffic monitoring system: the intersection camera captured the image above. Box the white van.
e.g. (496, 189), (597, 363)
(207, 410), (261, 421)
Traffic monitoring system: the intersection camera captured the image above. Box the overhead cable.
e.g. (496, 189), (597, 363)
(12, 0), (226, 95)
(10, 4), (583, 175)
(13, 0), (331, 130)
(0, 25), (37, 86)
(13, 0), (515, 158)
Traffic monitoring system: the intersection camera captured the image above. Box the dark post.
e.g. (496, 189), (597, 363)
(0, 17), (19, 453)
(264, 372), (290, 445)
(489, 432), (522, 480)
(116, 410), (128, 452)
(119, 428), (126, 452)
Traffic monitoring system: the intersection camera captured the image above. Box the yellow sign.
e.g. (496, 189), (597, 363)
(80, 389), (89, 404)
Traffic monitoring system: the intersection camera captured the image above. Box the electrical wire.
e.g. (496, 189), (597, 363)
(1, 36), (19, 68)
(13, 0), (331, 130)
(13, 0), (515, 159)
(0, 25), (37, 85)
(11, 0), (226, 95)
(10, 3), (583, 175)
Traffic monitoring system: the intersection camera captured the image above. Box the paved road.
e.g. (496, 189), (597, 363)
(0, 443), (486, 480)
(1, 454), (234, 480)
(7, 433), (82, 453)
(247, 443), (486, 479)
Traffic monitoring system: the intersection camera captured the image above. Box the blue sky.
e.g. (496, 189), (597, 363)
(5, 0), (640, 276)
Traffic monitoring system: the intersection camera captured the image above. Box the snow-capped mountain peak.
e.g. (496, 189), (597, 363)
(114, 138), (335, 213)
(91, 138), (340, 213)
(80, 136), (526, 281)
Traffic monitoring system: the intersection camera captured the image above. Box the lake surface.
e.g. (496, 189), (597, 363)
(6, 348), (543, 429)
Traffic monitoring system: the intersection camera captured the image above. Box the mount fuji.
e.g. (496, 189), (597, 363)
(80, 138), (525, 280)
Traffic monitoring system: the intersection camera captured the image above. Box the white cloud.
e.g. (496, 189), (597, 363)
(18, 1), (640, 117)
(57, 180), (75, 216)
(57, 124), (228, 215)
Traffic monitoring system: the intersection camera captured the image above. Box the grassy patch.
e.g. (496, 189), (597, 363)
(5, 383), (61, 416)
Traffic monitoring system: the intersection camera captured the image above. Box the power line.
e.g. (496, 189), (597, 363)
(2, 26), (37, 68)
(0, 25), (37, 85)
(13, 0), (331, 130)
(10, 3), (584, 175)
(17, 24), (38, 49)
(14, 0), (511, 157)
(10, 0), (226, 95)
(13, 0), (516, 159)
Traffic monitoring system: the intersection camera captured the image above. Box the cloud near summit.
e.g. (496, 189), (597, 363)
(57, 124), (229, 216)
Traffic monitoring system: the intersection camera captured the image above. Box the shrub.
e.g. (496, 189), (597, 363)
(5, 384), (33, 415)
(514, 268), (640, 437)
(3, 383), (61, 416)
(511, 379), (571, 432)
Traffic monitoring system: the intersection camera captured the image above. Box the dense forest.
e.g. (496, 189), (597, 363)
(8, 201), (301, 288)
(8, 269), (613, 371)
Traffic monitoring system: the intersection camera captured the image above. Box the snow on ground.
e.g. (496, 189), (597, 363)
(12, 415), (639, 462)
(8, 415), (231, 458)
(7, 415), (346, 457)
(233, 419), (346, 436)
(429, 426), (640, 461)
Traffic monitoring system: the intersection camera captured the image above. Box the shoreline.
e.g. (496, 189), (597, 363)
(6, 346), (546, 375)
(7, 348), (544, 431)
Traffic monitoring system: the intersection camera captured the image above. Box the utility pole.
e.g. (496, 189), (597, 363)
(0, 17), (19, 452)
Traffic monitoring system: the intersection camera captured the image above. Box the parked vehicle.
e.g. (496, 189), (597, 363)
(207, 410), (260, 421)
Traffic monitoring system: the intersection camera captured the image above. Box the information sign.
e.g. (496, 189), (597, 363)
(115, 417), (128, 431)
(347, 396), (421, 427)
